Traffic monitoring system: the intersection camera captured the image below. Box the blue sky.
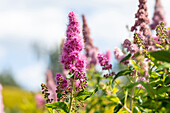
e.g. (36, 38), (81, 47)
(0, 0), (170, 91)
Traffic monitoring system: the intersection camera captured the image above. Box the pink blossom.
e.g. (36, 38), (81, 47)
(123, 39), (131, 51)
(97, 53), (112, 70)
(61, 11), (86, 73)
(105, 49), (112, 62)
(61, 11), (87, 90)
(137, 76), (148, 89)
(46, 70), (57, 102)
(82, 14), (99, 67)
(35, 94), (45, 108)
(56, 73), (68, 90)
(153, 36), (161, 44)
(114, 47), (129, 64)
(150, 0), (166, 30)
(129, 44), (139, 54)
(0, 84), (4, 113)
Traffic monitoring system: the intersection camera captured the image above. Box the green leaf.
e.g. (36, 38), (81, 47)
(66, 73), (74, 79)
(113, 70), (132, 81)
(46, 101), (69, 113)
(157, 62), (170, 69)
(47, 108), (53, 113)
(149, 50), (170, 63)
(120, 53), (131, 63)
(155, 44), (164, 49)
(114, 97), (124, 113)
(133, 107), (139, 113)
(114, 104), (122, 113)
(125, 81), (156, 98)
(57, 93), (62, 98)
(75, 87), (98, 101)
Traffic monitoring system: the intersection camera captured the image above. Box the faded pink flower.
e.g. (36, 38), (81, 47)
(82, 14), (99, 67)
(46, 70), (57, 102)
(114, 47), (129, 64)
(123, 39), (131, 51)
(129, 44), (139, 54)
(105, 49), (112, 62)
(142, 59), (150, 76)
(150, 0), (166, 30)
(131, 0), (153, 49)
(153, 36), (161, 44)
(137, 76), (147, 89)
(0, 84), (4, 113)
(35, 94), (45, 108)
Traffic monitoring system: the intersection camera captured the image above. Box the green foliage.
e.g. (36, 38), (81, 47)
(0, 70), (19, 87)
(75, 87), (98, 101)
(114, 97), (124, 113)
(149, 50), (170, 63)
(46, 102), (69, 113)
(113, 70), (132, 81)
(2, 86), (47, 113)
(120, 53), (131, 63)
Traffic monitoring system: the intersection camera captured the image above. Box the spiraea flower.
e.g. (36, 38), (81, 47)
(129, 44), (139, 54)
(105, 49), (112, 62)
(56, 73), (68, 91)
(114, 47), (129, 64)
(123, 39), (131, 51)
(97, 53), (112, 70)
(61, 11), (86, 73)
(131, 0), (152, 49)
(150, 0), (166, 30)
(61, 11), (87, 90)
(82, 14), (99, 67)
(0, 84), (4, 113)
(35, 94), (45, 109)
(46, 70), (57, 102)
(142, 59), (149, 77)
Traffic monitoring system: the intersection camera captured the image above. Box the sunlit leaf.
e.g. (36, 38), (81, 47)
(120, 53), (131, 63)
(46, 101), (69, 113)
(75, 87), (98, 101)
(149, 50), (170, 63)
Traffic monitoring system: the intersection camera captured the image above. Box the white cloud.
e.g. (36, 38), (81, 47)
(0, 7), (67, 48)
(15, 61), (46, 91)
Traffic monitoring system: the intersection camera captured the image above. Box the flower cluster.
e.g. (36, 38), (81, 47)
(156, 22), (169, 44)
(131, 0), (152, 49)
(114, 47), (129, 64)
(105, 49), (112, 62)
(61, 11), (87, 91)
(82, 14), (99, 67)
(97, 53), (112, 70)
(123, 39), (139, 54)
(150, 0), (166, 30)
(56, 73), (68, 91)
(46, 70), (57, 102)
(41, 83), (53, 103)
(55, 73), (70, 101)
(61, 11), (86, 73)
(0, 84), (4, 113)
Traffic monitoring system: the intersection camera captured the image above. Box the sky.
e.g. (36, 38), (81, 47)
(0, 0), (170, 91)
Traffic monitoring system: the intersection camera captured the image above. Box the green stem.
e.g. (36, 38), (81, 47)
(69, 80), (74, 113)
(130, 86), (135, 111)
(130, 70), (137, 111)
